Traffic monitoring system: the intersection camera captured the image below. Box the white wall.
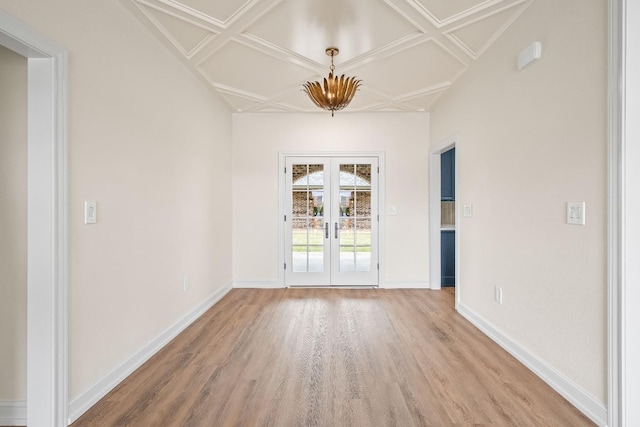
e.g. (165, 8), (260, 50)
(0, 45), (27, 402)
(430, 0), (607, 407)
(232, 113), (430, 287)
(0, 0), (233, 404)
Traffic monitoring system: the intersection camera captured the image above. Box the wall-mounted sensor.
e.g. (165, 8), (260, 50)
(517, 41), (542, 70)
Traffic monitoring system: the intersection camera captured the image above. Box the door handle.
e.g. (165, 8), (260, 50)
(335, 222), (338, 239)
(325, 222), (329, 239)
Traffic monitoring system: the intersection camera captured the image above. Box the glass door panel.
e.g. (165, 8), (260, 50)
(285, 160), (330, 285)
(331, 160), (378, 286)
(354, 189), (372, 272)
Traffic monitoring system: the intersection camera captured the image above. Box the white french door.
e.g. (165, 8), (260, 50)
(284, 156), (379, 286)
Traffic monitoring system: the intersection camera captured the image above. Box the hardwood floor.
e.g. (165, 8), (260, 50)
(71, 288), (594, 426)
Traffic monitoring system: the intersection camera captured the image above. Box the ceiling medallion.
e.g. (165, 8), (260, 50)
(303, 47), (361, 117)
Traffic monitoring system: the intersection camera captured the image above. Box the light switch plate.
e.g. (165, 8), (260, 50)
(84, 201), (97, 224)
(567, 201), (585, 225)
(463, 204), (473, 218)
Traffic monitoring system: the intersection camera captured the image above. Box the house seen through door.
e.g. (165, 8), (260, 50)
(284, 157), (379, 286)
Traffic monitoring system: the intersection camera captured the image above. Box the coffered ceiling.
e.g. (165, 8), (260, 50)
(121, 0), (534, 113)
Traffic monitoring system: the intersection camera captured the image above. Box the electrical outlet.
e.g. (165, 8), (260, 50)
(183, 275), (189, 292)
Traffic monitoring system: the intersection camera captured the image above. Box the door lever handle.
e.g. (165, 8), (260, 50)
(335, 222), (338, 239)
(325, 222), (329, 239)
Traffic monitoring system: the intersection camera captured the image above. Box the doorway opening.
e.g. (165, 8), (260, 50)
(440, 147), (456, 287)
(429, 137), (459, 306)
(281, 155), (381, 287)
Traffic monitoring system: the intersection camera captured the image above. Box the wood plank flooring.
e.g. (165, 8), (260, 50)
(71, 288), (594, 426)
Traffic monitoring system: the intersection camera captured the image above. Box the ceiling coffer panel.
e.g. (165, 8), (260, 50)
(217, 91), (265, 112)
(447, 3), (529, 57)
(402, 90), (448, 111)
(198, 41), (316, 98)
(244, 0), (424, 65)
(354, 40), (467, 97)
(122, 0), (535, 113)
(176, 0), (249, 23)
(412, 0), (496, 24)
(138, 4), (216, 56)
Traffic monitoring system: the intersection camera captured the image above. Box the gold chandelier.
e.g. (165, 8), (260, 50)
(303, 47), (361, 117)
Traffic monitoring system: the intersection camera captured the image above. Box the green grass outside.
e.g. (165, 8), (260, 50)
(291, 230), (371, 252)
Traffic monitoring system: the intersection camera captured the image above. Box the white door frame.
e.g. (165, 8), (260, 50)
(609, 0), (640, 425)
(279, 151), (385, 287)
(0, 11), (68, 427)
(428, 136), (459, 304)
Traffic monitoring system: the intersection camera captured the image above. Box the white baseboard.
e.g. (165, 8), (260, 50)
(233, 280), (429, 289)
(382, 281), (430, 289)
(457, 303), (607, 427)
(233, 281), (282, 288)
(0, 400), (26, 426)
(233, 281), (432, 289)
(67, 282), (232, 425)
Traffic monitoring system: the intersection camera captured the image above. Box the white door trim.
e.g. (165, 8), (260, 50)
(279, 151), (386, 287)
(0, 11), (69, 427)
(608, 2), (622, 425)
(609, 0), (640, 425)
